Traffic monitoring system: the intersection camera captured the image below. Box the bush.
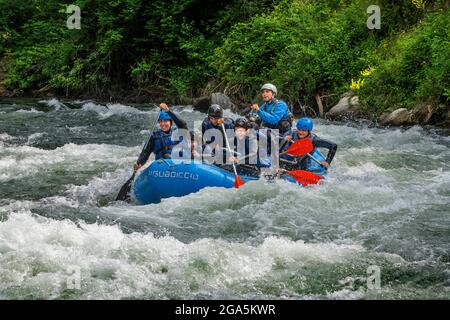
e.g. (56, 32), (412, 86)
(360, 9), (450, 113)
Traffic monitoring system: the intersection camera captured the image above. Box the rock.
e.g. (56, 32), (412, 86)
(211, 92), (234, 110)
(178, 95), (193, 106)
(192, 96), (211, 112)
(412, 104), (435, 124)
(326, 94), (359, 119)
(380, 108), (414, 126)
(326, 96), (350, 117)
(350, 96), (359, 107)
(193, 93), (236, 113)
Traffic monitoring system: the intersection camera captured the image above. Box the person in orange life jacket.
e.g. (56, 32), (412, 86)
(133, 103), (188, 171)
(250, 83), (292, 135)
(201, 104), (234, 164)
(280, 117), (337, 171)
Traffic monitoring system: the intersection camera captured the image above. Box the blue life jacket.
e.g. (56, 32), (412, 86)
(280, 131), (324, 161)
(152, 129), (183, 160)
(258, 99), (291, 133)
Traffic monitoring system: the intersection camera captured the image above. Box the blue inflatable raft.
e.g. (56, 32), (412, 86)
(132, 150), (326, 204)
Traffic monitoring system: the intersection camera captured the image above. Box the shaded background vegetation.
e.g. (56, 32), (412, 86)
(0, 0), (448, 118)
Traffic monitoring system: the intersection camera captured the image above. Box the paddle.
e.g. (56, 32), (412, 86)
(282, 138), (314, 156)
(116, 109), (160, 201)
(221, 123), (245, 188)
(285, 169), (323, 186)
(279, 138), (324, 185)
(115, 171), (136, 201)
(282, 138), (325, 167)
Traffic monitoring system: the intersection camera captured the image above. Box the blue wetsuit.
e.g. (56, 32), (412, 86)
(280, 131), (337, 169)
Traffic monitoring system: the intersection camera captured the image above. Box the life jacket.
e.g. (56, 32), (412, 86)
(260, 99), (292, 134)
(233, 136), (252, 165)
(280, 131), (317, 161)
(152, 129), (183, 160)
(202, 117), (235, 143)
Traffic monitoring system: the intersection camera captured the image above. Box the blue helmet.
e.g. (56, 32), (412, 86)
(158, 111), (172, 121)
(296, 117), (313, 131)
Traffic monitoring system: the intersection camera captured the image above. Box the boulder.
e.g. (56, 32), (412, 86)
(326, 93), (359, 119)
(380, 108), (414, 126)
(193, 93), (236, 113)
(412, 104), (435, 124)
(211, 92), (234, 110)
(192, 96), (211, 113)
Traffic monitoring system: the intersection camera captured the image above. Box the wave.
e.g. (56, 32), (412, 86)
(38, 98), (69, 111)
(1, 211), (402, 299)
(81, 102), (153, 120)
(0, 143), (138, 182)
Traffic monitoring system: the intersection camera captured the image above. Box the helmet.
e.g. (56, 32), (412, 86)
(234, 117), (250, 130)
(158, 111), (172, 121)
(208, 104), (223, 118)
(260, 83), (277, 96)
(296, 117), (313, 131)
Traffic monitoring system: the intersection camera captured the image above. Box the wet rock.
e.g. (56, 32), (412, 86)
(192, 96), (211, 112)
(326, 93), (359, 119)
(193, 93), (236, 113)
(211, 92), (234, 110)
(380, 108), (414, 126)
(412, 104), (435, 124)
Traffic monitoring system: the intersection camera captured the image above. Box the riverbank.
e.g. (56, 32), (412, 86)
(1, 85), (448, 129)
(1, 1), (448, 128)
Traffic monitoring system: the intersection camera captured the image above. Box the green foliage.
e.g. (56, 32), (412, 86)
(0, 0), (448, 119)
(211, 0), (448, 113)
(211, 1), (382, 104)
(360, 9), (450, 112)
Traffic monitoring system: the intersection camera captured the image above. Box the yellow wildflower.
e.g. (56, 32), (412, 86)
(350, 78), (364, 90)
(361, 65), (375, 77)
(411, 0), (425, 9)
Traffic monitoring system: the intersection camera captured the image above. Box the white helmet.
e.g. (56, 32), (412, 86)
(260, 83), (277, 96)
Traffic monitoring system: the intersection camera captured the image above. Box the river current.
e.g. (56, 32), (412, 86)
(0, 99), (448, 299)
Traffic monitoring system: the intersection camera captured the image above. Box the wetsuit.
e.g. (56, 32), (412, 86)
(136, 110), (188, 165)
(201, 117), (235, 164)
(280, 131), (337, 170)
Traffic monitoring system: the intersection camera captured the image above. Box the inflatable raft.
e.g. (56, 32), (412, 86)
(132, 150), (326, 204)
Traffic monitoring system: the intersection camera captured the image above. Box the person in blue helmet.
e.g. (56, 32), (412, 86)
(280, 117), (337, 170)
(250, 83), (292, 135)
(133, 102), (188, 171)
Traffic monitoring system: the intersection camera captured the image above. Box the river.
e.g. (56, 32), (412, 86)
(0, 98), (449, 299)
